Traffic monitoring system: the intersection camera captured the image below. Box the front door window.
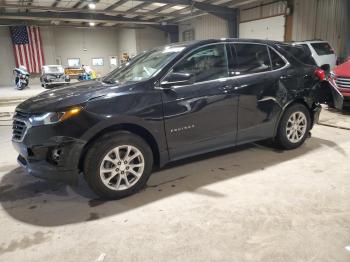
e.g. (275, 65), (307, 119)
(172, 44), (229, 83)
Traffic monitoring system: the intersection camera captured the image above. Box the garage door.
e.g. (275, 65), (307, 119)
(239, 15), (286, 41)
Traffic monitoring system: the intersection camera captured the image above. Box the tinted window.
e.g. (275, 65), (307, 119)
(269, 47), (286, 70)
(233, 44), (271, 75)
(278, 44), (317, 66)
(173, 44), (229, 83)
(311, 42), (334, 56)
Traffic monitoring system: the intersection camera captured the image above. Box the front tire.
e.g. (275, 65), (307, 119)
(274, 104), (311, 149)
(84, 131), (153, 200)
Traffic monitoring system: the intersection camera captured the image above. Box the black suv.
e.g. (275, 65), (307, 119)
(12, 39), (340, 199)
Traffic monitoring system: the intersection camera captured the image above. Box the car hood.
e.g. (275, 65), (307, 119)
(334, 61), (350, 77)
(16, 80), (112, 113)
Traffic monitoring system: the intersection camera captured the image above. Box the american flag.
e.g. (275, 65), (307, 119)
(9, 26), (45, 74)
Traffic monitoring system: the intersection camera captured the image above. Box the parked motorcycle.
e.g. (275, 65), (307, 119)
(13, 66), (30, 90)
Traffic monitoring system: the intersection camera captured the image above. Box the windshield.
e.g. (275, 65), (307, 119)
(102, 46), (185, 84)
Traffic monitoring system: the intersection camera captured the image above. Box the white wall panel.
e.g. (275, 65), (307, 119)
(239, 15), (286, 41)
(179, 14), (229, 41)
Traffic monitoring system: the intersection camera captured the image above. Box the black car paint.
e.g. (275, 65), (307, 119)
(13, 39), (328, 184)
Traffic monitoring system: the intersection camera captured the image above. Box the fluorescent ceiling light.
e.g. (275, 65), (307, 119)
(153, 3), (166, 7)
(88, 3), (96, 9)
(172, 5), (185, 10)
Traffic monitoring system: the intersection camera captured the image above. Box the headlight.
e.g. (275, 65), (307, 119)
(29, 107), (82, 126)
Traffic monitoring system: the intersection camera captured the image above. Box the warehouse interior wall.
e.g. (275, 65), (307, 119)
(0, 28), (16, 86)
(179, 14), (229, 41)
(53, 27), (120, 76)
(135, 26), (169, 53)
(117, 28), (137, 59)
(292, 0), (347, 58)
(0, 26), (167, 87)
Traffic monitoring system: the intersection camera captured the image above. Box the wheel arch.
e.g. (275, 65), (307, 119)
(78, 123), (161, 172)
(273, 98), (317, 137)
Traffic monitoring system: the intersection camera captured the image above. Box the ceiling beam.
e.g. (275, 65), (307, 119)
(160, 0), (258, 22)
(52, 0), (61, 8)
(0, 3), (171, 18)
(105, 0), (129, 11)
(0, 11), (175, 25)
(193, 2), (237, 15)
(73, 0), (85, 9)
(125, 2), (150, 13)
(153, 0), (216, 22)
(140, 0), (192, 5)
(0, 19), (120, 28)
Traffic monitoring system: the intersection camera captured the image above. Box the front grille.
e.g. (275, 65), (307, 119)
(336, 77), (350, 89)
(12, 119), (28, 142)
(12, 111), (31, 142)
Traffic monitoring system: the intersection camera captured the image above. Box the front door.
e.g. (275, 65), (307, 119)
(161, 43), (238, 160)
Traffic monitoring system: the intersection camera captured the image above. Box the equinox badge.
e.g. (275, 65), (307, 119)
(170, 124), (195, 133)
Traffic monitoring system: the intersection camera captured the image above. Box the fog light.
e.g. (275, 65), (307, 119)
(51, 148), (63, 164)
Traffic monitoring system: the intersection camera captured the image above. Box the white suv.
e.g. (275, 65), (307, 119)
(294, 40), (337, 69)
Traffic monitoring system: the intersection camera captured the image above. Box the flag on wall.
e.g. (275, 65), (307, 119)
(9, 26), (45, 74)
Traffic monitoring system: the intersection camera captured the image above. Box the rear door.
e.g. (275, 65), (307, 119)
(230, 43), (285, 144)
(161, 43), (239, 160)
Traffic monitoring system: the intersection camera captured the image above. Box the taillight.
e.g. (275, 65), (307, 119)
(314, 68), (326, 81)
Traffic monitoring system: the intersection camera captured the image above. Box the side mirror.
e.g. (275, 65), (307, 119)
(320, 64), (330, 74)
(161, 72), (192, 88)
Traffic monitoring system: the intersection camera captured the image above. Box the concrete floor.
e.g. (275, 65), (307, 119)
(0, 121), (350, 261)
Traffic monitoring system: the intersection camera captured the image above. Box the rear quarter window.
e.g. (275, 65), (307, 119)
(310, 42), (335, 56)
(277, 44), (317, 66)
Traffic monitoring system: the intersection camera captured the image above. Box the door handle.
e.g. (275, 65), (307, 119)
(219, 85), (234, 92)
(280, 74), (292, 80)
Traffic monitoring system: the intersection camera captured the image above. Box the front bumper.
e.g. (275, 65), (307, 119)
(13, 136), (85, 185)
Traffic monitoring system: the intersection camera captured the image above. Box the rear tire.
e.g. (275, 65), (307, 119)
(274, 104), (311, 150)
(84, 131), (153, 200)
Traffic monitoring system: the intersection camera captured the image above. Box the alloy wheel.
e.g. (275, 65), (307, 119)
(286, 111), (307, 143)
(99, 145), (145, 191)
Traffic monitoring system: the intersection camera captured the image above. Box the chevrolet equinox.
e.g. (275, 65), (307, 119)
(12, 39), (340, 199)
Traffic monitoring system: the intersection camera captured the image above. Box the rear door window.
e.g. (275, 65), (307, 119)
(268, 47), (286, 70)
(233, 43), (271, 75)
(311, 42), (335, 56)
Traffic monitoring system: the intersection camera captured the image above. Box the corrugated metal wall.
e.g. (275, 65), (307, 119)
(240, 0), (287, 22)
(178, 0), (347, 57)
(179, 14), (229, 41)
(293, 0), (347, 57)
